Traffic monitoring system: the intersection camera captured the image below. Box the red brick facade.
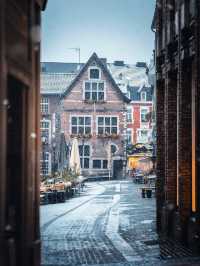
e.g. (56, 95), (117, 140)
(154, 0), (200, 248)
(127, 103), (153, 144)
(61, 53), (129, 179)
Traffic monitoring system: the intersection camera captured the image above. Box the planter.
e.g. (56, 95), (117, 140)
(97, 134), (119, 139)
(70, 134), (92, 139)
(141, 188), (146, 198)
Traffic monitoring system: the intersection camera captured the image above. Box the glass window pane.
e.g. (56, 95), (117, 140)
(105, 127), (110, 134)
(103, 160), (108, 169)
(98, 117), (104, 126)
(105, 117), (110, 125)
(85, 92), (90, 100)
(79, 145), (83, 156)
(93, 160), (101, 168)
(99, 82), (104, 91)
(98, 92), (104, 100)
(85, 127), (91, 134)
(92, 92), (97, 100)
(98, 127), (103, 134)
(78, 126), (84, 134)
(84, 145), (90, 156)
(90, 69), (99, 79)
(85, 117), (91, 125)
(72, 117), (77, 125)
(78, 117), (84, 125)
(112, 117), (117, 125)
(84, 158), (89, 169)
(92, 82), (97, 91)
(111, 127), (117, 134)
(80, 158), (83, 168)
(85, 82), (90, 90)
(72, 127), (77, 134)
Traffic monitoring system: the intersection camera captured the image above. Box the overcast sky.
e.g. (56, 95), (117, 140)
(42, 0), (155, 64)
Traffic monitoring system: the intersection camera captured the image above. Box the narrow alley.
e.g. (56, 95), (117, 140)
(41, 180), (200, 266)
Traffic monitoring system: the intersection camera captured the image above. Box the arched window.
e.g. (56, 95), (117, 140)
(111, 144), (118, 154)
(141, 91), (146, 101)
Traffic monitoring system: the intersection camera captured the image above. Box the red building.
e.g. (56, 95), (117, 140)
(126, 85), (153, 145)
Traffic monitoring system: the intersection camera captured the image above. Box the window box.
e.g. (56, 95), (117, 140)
(70, 133), (92, 139)
(97, 133), (119, 139)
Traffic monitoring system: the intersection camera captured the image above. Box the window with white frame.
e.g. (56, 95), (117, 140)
(79, 145), (90, 169)
(141, 108), (148, 123)
(40, 120), (51, 142)
(93, 159), (108, 169)
(126, 106), (132, 123)
(84, 81), (105, 101)
(141, 91), (146, 101)
(40, 152), (50, 176)
(137, 129), (148, 143)
(71, 116), (91, 135)
(126, 129), (132, 144)
(89, 68), (100, 79)
(41, 97), (49, 113)
(97, 116), (118, 135)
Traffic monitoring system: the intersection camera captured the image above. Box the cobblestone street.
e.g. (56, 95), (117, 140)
(41, 180), (200, 266)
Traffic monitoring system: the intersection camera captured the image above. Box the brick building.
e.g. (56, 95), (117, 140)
(0, 1), (47, 266)
(126, 85), (153, 145)
(40, 59), (154, 177)
(108, 60), (154, 146)
(153, 0), (200, 248)
(40, 64), (77, 177)
(60, 53), (130, 179)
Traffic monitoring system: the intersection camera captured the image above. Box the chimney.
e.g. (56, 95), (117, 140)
(114, 60), (125, 66)
(136, 62), (147, 68)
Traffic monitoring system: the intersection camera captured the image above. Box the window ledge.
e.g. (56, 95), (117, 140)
(84, 99), (106, 104)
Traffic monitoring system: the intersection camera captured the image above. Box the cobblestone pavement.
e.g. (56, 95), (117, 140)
(41, 180), (200, 266)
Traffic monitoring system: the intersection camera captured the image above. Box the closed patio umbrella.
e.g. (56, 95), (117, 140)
(69, 138), (81, 175)
(107, 142), (112, 180)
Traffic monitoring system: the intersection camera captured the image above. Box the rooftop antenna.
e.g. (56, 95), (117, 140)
(68, 48), (80, 69)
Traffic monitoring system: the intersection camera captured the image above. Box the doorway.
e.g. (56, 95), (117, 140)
(6, 76), (27, 265)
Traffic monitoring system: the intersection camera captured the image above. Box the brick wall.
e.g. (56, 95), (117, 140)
(61, 59), (127, 177)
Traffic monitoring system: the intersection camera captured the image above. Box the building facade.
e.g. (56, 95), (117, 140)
(126, 85), (153, 145)
(40, 59), (154, 176)
(0, 1), (47, 266)
(40, 67), (77, 177)
(154, 0), (200, 248)
(60, 53), (130, 179)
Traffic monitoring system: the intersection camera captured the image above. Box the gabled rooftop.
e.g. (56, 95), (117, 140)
(61, 52), (131, 103)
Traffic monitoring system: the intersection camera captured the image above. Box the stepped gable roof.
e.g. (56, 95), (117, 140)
(61, 52), (130, 103)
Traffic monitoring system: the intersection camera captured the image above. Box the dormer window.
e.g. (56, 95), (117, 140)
(89, 67), (100, 79)
(141, 91), (146, 101)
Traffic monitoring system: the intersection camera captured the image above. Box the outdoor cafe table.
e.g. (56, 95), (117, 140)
(147, 175), (156, 185)
(133, 174), (144, 184)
